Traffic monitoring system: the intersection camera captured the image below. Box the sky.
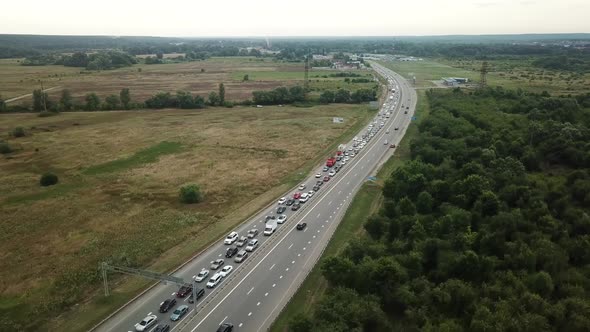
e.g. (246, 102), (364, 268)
(1, 0), (589, 37)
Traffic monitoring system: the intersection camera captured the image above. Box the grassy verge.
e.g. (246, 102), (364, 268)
(270, 89), (430, 332)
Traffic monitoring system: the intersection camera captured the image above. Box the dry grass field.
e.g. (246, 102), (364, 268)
(1, 57), (375, 106)
(0, 104), (373, 330)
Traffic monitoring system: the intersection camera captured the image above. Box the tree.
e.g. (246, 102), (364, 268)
(104, 94), (120, 110)
(416, 191), (434, 214)
(218, 83), (225, 106)
(60, 89), (73, 111)
(12, 127), (25, 137)
(179, 184), (203, 204)
(319, 90), (335, 104)
(289, 313), (313, 332)
(0, 142), (12, 154)
(156, 52), (164, 60)
(85, 93), (101, 111)
(40, 173), (58, 186)
(120, 88), (131, 109)
(243, 74), (249, 81)
(32, 89), (45, 111)
(176, 91), (195, 109)
(208, 91), (220, 106)
(334, 89), (351, 103)
(399, 197), (417, 216)
(0, 94), (6, 111)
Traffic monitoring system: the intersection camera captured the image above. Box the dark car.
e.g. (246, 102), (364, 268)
(176, 284), (192, 298)
(225, 247), (238, 258)
(316, 181), (323, 187)
(159, 298), (177, 313)
(394, 127), (399, 130)
(323, 176), (330, 182)
(265, 215), (276, 221)
(286, 199), (295, 206)
(187, 288), (205, 303)
(154, 324), (171, 332)
(217, 323), (234, 332)
(406, 106), (409, 109)
(291, 203), (301, 211)
(277, 206), (286, 214)
(404, 110), (408, 114)
(296, 223), (307, 230)
(313, 185), (320, 191)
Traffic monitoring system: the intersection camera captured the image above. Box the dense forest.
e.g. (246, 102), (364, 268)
(290, 88), (590, 331)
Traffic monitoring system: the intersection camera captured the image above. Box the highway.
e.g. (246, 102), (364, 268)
(94, 62), (416, 332)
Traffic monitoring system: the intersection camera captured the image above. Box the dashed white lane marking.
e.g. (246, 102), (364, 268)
(298, 253), (301, 257)
(218, 254), (222, 257)
(286, 268), (289, 271)
(328, 201), (332, 205)
(303, 228), (307, 232)
(269, 264), (275, 270)
(192, 275), (196, 279)
(317, 213), (321, 218)
(354, 173), (358, 176)
(317, 230), (321, 233)
(247, 287), (254, 295)
(313, 235), (316, 239)
(288, 243), (293, 250)
(248, 312), (252, 317)
(308, 241), (311, 244)
(347, 181), (350, 185)
(338, 190), (342, 194)
(303, 247), (306, 250)
(272, 284), (276, 287)
(280, 275), (283, 279)
(321, 225), (325, 228)
(220, 316), (228, 324)
(171, 292), (175, 296)
(257, 302), (261, 306)
(265, 292), (268, 297)
(239, 323), (243, 328)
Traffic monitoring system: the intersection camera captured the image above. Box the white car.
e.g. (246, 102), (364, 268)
(277, 214), (287, 224)
(224, 232), (238, 245)
(328, 170), (336, 177)
(344, 156), (350, 161)
(135, 314), (157, 331)
(195, 269), (209, 282)
(207, 273), (222, 288)
(245, 239), (259, 252)
(278, 197), (286, 205)
(308, 190), (315, 197)
(219, 265), (233, 278)
(384, 140), (388, 145)
(315, 173), (321, 178)
(298, 184), (306, 190)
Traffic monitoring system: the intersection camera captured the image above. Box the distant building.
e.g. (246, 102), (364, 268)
(442, 77), (469, 86)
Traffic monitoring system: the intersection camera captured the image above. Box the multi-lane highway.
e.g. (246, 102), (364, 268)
(94, 62), (416, 332)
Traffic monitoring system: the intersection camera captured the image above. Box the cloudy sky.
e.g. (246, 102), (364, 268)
(2, 0), (588, 36)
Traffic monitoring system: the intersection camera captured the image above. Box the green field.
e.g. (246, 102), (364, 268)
(378, 58), (590, 94)
(0, 103), (376, 331)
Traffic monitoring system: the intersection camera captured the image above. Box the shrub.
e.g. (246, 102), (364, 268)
(13, 127), (25, 137)
(0, 142), (12, 154)
(40, 173), (59, 186)
(179, 184), (203, 204)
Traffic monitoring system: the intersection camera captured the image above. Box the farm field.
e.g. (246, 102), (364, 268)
(379, 58), (590, 94)
(0, 57), (374, 106)
(0, 104), (374, 330)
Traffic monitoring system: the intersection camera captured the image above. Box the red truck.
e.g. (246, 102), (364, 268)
(326, 157), (336, 167)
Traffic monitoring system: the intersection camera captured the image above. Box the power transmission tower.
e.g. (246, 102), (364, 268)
(479, 61), (489, 89)
(101, 262), (199, 312)
(304, 54), (310, 91)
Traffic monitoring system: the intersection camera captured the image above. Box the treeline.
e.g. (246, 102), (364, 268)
(22, 51), (137, 70)
(290, 88), (590, 331)
(319, 88), (377, 104)
(0, 84), (232, 113)
(533, 55), (590, 73)
(251, 86), (306, 105)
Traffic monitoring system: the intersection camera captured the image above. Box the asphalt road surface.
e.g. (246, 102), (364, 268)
(94, 63), (416, 332)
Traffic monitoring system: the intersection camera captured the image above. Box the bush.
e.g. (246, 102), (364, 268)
(179, 184), (203, 204)
(13, 127), (25, 137)
(0, 142), (12, 154)
(40, 173), (59, 186)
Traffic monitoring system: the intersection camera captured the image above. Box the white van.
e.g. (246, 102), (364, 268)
(264, 220), (277, 236)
